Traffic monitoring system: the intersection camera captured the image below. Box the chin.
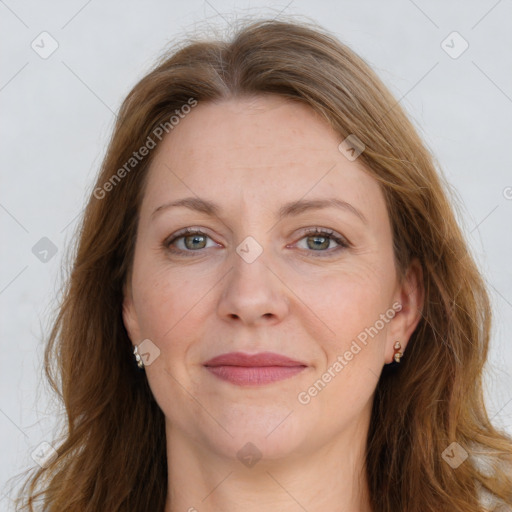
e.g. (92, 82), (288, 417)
(202, 410), (312, 463)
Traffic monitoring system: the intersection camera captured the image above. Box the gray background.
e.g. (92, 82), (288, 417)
(1, 0), (511, 506)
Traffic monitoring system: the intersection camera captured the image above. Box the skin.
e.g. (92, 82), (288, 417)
(122, 95), (424, 512)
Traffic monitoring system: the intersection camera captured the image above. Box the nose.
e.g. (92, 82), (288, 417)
(216, 247), (290, 326)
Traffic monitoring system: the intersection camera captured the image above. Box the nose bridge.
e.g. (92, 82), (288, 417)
(217, 235), (289, 325)
(233, 239), (270, 292)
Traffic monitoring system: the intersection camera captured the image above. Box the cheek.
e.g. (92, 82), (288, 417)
(295, 269), (390, 423)
(130, 253), (218, 350)
(291, 262), (393, 413)
(292, 259), (394, 341)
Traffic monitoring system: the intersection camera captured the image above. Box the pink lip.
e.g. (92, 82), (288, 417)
(204, 351), (307, 386)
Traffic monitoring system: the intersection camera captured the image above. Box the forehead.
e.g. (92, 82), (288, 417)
(140, 95), (386, 224)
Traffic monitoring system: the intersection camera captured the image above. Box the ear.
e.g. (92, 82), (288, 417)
(385, 258), (424, 363)
(122, 280), (141, 345)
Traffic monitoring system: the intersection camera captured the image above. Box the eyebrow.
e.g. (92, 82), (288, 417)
(151, 196), (368, 224)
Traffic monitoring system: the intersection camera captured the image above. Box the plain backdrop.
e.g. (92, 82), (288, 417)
(1, 0), (511, 507)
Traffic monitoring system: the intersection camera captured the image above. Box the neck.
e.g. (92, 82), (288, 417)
(163, 419), (373, 512)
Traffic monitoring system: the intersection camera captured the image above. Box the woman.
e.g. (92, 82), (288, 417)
(15, 17), (512, 512)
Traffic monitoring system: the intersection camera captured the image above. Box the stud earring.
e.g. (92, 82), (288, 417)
(133, 345), (144, 369)
(393, 341), (404, 363)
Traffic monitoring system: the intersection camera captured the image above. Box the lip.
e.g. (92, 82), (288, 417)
(204, 351), (306, 367)
(204, 351), (307, 386)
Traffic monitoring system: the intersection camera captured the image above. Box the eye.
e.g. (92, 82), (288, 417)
(163, 227), (350, 257)
(294, 228), (350, 256)
(164, 228), (219, 255)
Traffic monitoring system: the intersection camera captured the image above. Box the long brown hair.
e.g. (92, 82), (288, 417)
(12, 17), (512, 511)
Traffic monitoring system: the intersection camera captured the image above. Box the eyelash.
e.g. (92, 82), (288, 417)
(163, 227), (350, 257)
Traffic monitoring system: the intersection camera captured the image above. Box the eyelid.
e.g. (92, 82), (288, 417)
(163, 227), (220, 253)
(290, 227), (351, 255)
(295, 227), (350, 245)
(164, 227), (210, 245)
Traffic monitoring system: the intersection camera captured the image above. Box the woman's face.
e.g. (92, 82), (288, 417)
(123, 95), (422, 461)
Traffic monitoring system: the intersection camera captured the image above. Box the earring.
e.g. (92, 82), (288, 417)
(393, 341), (403, 363)
(133, 345), (144, 369)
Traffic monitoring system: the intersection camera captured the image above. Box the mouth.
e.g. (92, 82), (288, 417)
(203, 351), (307, 386)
